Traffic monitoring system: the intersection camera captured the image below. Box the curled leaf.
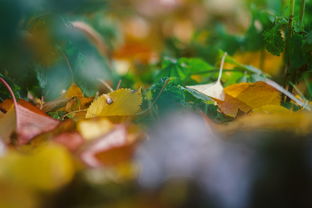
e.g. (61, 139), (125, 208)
(0, 78), (59, 145)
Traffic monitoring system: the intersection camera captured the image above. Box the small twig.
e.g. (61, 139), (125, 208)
(60, 50), (74, 83)
(190, 69), (243, 75)
(61, 109), (87, 120)
(289, 81), (306, 101)
(71, 21), (107, 59)
(283, 0), (296, 101)
(265, 78), (311, 111)
(116, 80), (122, 90)
(299, 0), (306, 29)
(0, 78), (19, 128)
(260, 50), (266, 70)
(99, 79), (114, 92)
(42, 97), (74, 112)
(217, 52), (227, 84)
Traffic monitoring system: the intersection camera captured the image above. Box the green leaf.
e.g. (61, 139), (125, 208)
(263, 22), (285, 56)
(155, 57), (215, 84)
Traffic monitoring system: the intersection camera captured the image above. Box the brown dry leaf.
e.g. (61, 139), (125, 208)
(86, 88), (142, 118)
(217, 94), (251, 117)
(217, 81), (281, 117)
(62, 84), (93, 112)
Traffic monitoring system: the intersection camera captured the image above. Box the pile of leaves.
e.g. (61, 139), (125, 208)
(2, 0), (312, 208)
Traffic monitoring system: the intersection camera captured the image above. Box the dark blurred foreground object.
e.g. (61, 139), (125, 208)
(136, 112), (312, 208)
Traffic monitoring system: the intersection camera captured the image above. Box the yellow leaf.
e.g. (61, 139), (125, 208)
(0, 106), (16, 143)
(217, 81), (281, 117)
(0, 144), (74, 191)
(86, 88), (142, 118)
(77, 118), (114, 140)
(225, 81), (281, 109)
(220, 112), (312, 135)
(64, 84), (83, 99)
(252, 105), (292, 114)
(63, 84), (93, 112)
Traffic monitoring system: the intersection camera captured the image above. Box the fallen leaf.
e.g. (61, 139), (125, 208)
(86, 88), (142, 118)
(217, 94), (251, 117)
(62, 84), (93, 112)
(80, 125), (128, 167)
(53, 132), (84, 152)
(226, 82), (281, 108)
(187, 82), (225, 101)
(0, 99), (14, 112)
(220, 111), (312, 135)
(80, 124), (142, 168)
(0, 78), (59, 145)
(0, 99), (49, 116)
(217, 81), (281, 117)
(186, 53), (227, 101)
(0, 144), (74, 191)
(28, 120), (80, 150)
(252, 105), (292, 114)
(0, 106), (16, 143)
(77, 118), (114, 140)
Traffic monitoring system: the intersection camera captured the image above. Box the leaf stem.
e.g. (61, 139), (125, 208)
(0, 77), (19, 130)
(217, 52), (227, 84)
(299, 0), (306, 29)
(283, 0), (296, 101)
(190, 69), (244, 75)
